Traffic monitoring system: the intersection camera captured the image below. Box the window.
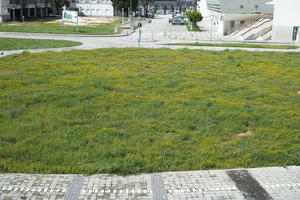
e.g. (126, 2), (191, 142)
(230, 21), (235, 28)
(292, 26), (299, 41)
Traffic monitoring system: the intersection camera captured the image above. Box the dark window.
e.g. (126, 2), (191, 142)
(292, 26), (299, 41)
(230, 21), (235, 28)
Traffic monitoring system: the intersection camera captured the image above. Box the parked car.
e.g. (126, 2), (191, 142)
(156, 9), (164, 15)
(167, 10), (174, 15)
(172, 18), (185, 25)
(169, 16), (178, 22)
(148, 13), (154, 18)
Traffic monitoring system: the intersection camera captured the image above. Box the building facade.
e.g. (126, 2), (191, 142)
(197, 0), (273, 35)
(69, 0), (113, 17)
(0, 0), (51, 22)
(271, 0), (300, 43)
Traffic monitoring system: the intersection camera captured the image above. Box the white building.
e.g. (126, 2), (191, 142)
(271, 0), (300, 43)
(0, 0), (51, 22)
(197, 0), (273, 35)
(69, 0), (113, 17)
(0, 0), (10, 22)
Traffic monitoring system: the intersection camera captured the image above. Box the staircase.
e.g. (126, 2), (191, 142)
(227, 15), (273, 41)
(225, 15), (265, 36)
(247, 26), (272, 41)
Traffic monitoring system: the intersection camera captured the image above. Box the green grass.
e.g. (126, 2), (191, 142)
(0, 17), (122, 35)
(166, 42), (299, 49)
(186, 23), (201, 32)
(0, 48), (299, 175)
(0, 38), (81, 51)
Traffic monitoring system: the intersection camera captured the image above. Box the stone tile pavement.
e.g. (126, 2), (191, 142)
(0, 166), (299, 200)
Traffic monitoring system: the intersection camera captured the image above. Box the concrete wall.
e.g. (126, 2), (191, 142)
(208, 11), (263, 35)
(272, 25), (300, 43)
(272, 0), (300, 26)
(272, 0), (300, 43)
(219, 0), (273, 14)
(198, 0), (210, 17)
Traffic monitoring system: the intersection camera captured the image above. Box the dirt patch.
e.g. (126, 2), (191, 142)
(297, 91), (300, 94)
(0, 70), (17, 75)
(235, 130), (253, 137)
(46, 16), (117, 26)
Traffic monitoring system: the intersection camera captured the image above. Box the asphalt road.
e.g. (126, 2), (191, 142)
(0, 15), (299, 57)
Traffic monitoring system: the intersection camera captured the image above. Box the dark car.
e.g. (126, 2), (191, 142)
(148, 13), (154, 19)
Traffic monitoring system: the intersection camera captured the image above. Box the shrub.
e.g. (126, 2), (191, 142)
(185, 10), (203, 25)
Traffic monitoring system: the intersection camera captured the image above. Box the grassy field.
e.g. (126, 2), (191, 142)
(0, 48), (299, 175)
(0, 38), (81, 51)
(167, 42), (299, 49)
(0, 18), (122, 35)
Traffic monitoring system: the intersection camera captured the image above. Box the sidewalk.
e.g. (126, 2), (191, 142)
(0, 166), (299, 200)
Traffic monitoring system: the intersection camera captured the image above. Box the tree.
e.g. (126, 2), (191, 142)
(240, 5), (244, 13)
(139, 0), (154, 17)
(185, 10), (203, 30)
(112, 0), (138, 16)
(163, 5), (167, 15)
(52, 0), (69, 14)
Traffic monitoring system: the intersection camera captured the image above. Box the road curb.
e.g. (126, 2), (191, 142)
(0, 30), (135, 38)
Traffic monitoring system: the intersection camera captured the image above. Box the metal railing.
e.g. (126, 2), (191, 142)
(225, 14), (272, 36)
(241, 17), (273, 37)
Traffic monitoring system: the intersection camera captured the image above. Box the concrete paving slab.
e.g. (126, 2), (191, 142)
(0, 166), (299, 200)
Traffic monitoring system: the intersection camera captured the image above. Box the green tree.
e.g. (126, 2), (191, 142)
(52, 0), (69, 12)
(112, 0), (138, 16)
(185, 10), (203, 30)
(139, 0), (154, 17)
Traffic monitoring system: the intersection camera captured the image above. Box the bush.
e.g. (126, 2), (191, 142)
(185, 10), (203, 25)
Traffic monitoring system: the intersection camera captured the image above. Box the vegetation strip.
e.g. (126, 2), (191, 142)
(0, 18), (122, 35)
(164, 43), (299, 49)
(0, 48), (299, 175)
(0, 38), (81, 51)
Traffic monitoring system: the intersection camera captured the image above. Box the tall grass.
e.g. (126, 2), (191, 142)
(0, 48), (299, 174)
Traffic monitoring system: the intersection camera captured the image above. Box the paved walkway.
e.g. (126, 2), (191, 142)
(1, 166), (300, 200)
(0, 14), (299, 58)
